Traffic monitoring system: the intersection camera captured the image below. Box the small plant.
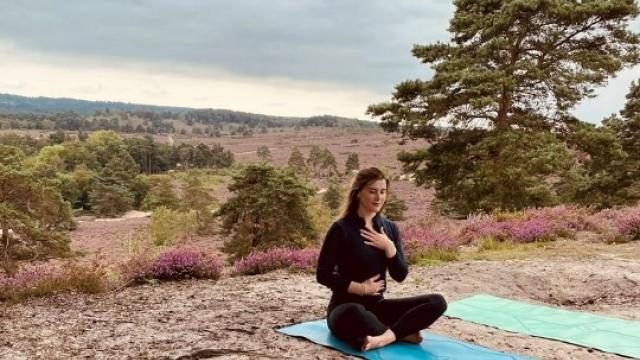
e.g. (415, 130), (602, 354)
(149, 207), (198, 246)
(0, 262), (109, 302)
(257, 145), (272, 161)
(461, 205), (587, 244)
(586, 206), (640, 243)
(122, 226), (150, 257)
(233, 247), (319, 275)
(120, 248), (222, 285)
(400, 225), (459, 264)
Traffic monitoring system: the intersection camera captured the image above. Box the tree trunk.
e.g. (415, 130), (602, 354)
(496, 88), (512, 130)
(2, 224), (10, 265)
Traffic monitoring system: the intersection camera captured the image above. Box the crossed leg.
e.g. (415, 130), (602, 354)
(327, 294), (447, 351)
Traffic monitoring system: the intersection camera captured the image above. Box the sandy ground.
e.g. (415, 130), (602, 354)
(2, 254), (640, 360)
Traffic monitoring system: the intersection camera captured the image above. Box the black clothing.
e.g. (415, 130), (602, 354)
(327, 294), (447, 349)
(316, 212), (409, 312)
(316, 212), (447, 349)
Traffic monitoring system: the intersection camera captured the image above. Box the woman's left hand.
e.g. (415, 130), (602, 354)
(361, 226), (397, 258)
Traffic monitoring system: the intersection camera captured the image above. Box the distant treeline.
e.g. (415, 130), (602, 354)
(0, 93), (186, 116)
(0, 93), (375, 133)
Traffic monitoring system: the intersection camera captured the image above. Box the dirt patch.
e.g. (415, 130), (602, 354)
(2, 257), (640, 359)
(69, 217), (150, 264)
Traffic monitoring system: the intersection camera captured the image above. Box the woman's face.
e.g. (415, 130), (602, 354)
(357, 179), (387, 214)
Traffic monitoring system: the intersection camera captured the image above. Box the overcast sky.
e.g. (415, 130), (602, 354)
(1, 0), (639, 122)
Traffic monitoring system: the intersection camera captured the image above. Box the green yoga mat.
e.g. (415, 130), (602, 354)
(445, 294), (640, 358)
(278, 319), (533, 360)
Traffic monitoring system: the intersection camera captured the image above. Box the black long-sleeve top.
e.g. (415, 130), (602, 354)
(316, 212), (409, 312)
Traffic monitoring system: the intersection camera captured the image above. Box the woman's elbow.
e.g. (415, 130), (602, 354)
(316, 270), (329, 287)
(392, 268), (408, 283)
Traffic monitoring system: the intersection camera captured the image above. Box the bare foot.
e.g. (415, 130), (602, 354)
(400, 332), (423, 344)
(361, 329), (396, 351)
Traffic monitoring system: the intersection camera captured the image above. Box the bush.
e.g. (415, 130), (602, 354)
(257, 145), (271, 161)
(322, 177), (343, 215)
(149, 207), (198, 246)
(461, 205), (590, 244)
(180, 172), (217, 234)
(141, 176), (179, 210)
(0, 263), (108, 302)
(89, 183), (134, 217)
(519, 205), (590, 236)
(233, 247), (319, 275)
(120, 248), (222, 285)
(307, 198), (334, 246)
(586, 206), (640, 242)
(383, 193), (408, 221)
(461, 216), (556, 244)
(400, 225), (459, 263)
(287, 147), (307, 175)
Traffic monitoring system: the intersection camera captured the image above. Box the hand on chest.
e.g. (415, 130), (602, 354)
(351, 223), (388, 258)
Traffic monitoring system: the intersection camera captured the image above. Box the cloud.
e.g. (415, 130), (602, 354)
(0, 40), (384, 118)
(1, 0), (639, 123)
(0, 0), (451, 92)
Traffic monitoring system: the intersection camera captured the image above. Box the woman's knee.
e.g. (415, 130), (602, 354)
(328, 303), (365, 327)
(335, 303), (367, 317)
(431, 293), (448, 315)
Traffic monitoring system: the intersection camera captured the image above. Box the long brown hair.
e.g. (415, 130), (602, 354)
(337, 167), (390, 220)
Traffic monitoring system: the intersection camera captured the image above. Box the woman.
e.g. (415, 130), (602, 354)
(316, 167), (447, 352)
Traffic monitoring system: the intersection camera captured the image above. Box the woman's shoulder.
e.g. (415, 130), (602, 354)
(329, 218), (349, 230)
(377, 214), (398, 228)
(326, 219), (346, 233)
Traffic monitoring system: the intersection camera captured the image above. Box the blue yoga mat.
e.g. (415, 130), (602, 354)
(277, 319), (533, 360)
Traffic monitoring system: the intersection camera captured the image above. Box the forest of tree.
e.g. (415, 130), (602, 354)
(0, 93), (375, 133)
(0, 130), (234, 218)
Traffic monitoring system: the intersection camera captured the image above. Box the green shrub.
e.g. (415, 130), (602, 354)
(149, 207), (198, 246)
(142, 175), (179, 210)
(384, 193), (408, 221)
(216, 164), (317, 260)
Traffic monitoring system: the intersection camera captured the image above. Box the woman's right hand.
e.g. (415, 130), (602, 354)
(362, 274), (385, 296)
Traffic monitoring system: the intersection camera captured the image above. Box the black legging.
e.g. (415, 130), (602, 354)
(327, 294), (447, 350)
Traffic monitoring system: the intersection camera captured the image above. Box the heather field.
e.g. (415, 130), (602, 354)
(2, 128), (640, 360)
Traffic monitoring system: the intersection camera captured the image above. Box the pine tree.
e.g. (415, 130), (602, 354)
(0, 146), (73, 268)
(287, 147), (307, 175)
(322, 177), (343, 215)
(307, 145), (324, 176)
(321, 148), (339, 177)
(215, 164), (317, 260)
(345, 152), (360, 173)
(257, 145), (272, 161)
(141, 176), (179, 210)
(181, 172), (217, 233)
(369, 0), (640, 214)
